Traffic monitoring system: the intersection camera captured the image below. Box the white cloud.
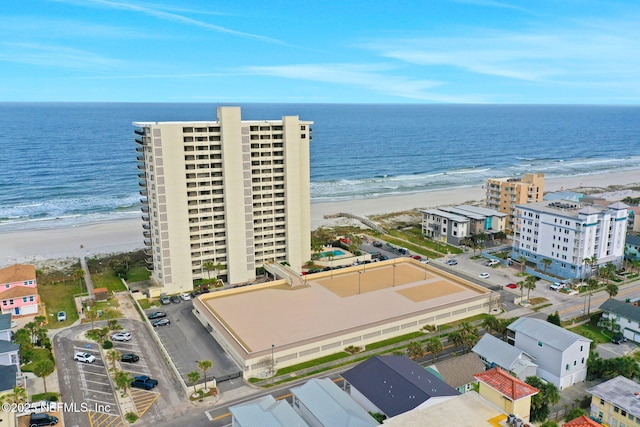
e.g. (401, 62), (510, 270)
(0, 41), (126, 70)
(242, 63), (486, 103)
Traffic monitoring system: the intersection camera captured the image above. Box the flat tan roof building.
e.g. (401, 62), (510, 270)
(486, 173), (544, 229)
(134, 107), (312, 294)
(192, 258), (494, 379)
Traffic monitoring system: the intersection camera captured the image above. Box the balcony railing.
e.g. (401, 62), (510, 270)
(138, 180), (147, 187)
(141, 206), (149, 213)
(134, 128), (146, 136)
(141, 214), (149, 222)
(144, 239), (152, 246)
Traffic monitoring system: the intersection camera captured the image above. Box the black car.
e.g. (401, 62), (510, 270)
(612, 333), (627, 344)
(131, 375), (158, 390)
(170, 295), (181, 303)
(29, 413), (59, 426)
(147, 311), (166, 320)
(121, 353), (140, 363)
(201, 287), (210, 293)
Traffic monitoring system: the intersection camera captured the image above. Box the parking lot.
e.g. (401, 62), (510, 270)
(145, 298), (243, 392)
(54, 318), (185, 427)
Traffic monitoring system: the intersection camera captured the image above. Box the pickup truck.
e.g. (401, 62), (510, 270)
(131, 375), (158, 390)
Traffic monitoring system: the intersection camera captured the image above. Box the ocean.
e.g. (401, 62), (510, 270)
(1, 103), (639, 232)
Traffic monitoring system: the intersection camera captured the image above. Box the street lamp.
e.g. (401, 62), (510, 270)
(271, 344), (275, 382)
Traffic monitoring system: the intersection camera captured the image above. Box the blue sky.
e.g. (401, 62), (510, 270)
(1, 0), (639, 103)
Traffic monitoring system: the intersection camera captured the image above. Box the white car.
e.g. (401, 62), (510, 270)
(479, 272), (490, 279)
(550, 282), (567, 291)
(74, 352), (96, 363)
(180, 293), (191, 301)
(57, 311), (67, 322)
(111, 332), (132, 342)
(486, 259), (499, 267)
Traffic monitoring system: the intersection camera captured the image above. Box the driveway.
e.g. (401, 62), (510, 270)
(145, 299), (243, 393)
(595, 341), (638, 360)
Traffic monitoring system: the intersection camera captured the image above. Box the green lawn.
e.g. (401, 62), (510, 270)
(568, 323), (612, 345)
(22, 348), (54, 372)
(127, 266), (151, 282)
(91, 270), (126, 293)
(275, 352), (350, 376)
(38, 282), (83, 328)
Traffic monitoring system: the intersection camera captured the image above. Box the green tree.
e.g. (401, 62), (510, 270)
(114, 370), (133, 396)
(526, 376), (560, 423)
(459, 322), (479, 352)
(586, 277), (599, 314)
(406, 341), (424, 360)
(517, 256), (527, 273)
(32, 359), (55, 394)
(524, 275), (537, 302)
(202, 261), (216, 280)
(482, 315), (499, 334)
(73, 268), (85, 291)
(540, 422), (559, 427)
(426, 338), (443, 362)
(85, 306), (98, 330)
(187, 370), (201, 396)
(605, 283), (619, 298)
(108, 319), (121, 331)
(564, 408), (585, 422)
(95, 326), (110, 345)
(35, 328), (48, 347)
(546, 312), (561, 326)
(448, 331), (464, 353)
(599, 262), (616, 285)
(33, 315), (47, 328)
(541, 258), (552, 274)
(1, 387), (27, 404)
(495, 231), (507, 244)
(198, 359), (213, 391)
(517, 280), (526, 304)
(107, 349), (121, 371)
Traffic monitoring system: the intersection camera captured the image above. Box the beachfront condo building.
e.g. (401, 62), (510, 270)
(134, 107), (312, 295)
(420, 205), (506, 246)
(511, 200), (628, 280)
(486, 173), (544, 230)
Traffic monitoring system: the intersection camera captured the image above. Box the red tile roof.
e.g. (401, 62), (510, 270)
(563, 415), (602, 427)
(0, 264), (36, 283)
(473, 367), (539, 400)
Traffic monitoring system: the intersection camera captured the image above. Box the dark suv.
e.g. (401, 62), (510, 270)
(612, 333), (627, 344)
(29, 413), (59, 426)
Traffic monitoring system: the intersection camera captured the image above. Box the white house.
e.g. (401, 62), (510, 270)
(229, 395), (308, 427)
(472, 334), (538, 381)
(507, 318), (591, 390)
(599, 299), (640, 343)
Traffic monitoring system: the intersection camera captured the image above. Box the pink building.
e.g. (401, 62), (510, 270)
(0, 264), (40, 317)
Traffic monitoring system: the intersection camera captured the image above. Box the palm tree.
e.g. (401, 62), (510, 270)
(524, 275), (537, 302)
(114, 370), (132, 397)
(202, 261), (215, 280)
(187, 371), (201, 396)
(35, 328), (48, 347)
(107, 349), (121, 371)
(605, 283), (619, 298)
(517, 280), (526, 304)
(1, 386), (27, 404)
(599, 262), (616, 285)
(85, 306), (98, 330)
(586, 277), (599, 314)
(541, 258), (552, 274)
(517, 256), (527, 273)
(32, 359), (55, 393)
(73, 268), (85, 291)
(406, 341), (424, 360)
(426, 337), (443, 362)
(459, 322), (479, 352)
(482, 315), (499, 334)
(448, 331), (464, 354)
(198, 359), (213, 391)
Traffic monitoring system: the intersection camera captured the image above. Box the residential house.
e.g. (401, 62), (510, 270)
(0, 313), (12, 341)
(599, 298), (640, 343)
(342, 356), (459, 418)
(626, 206), (640, 233)
(626, 234), (640, 261)
(382, 390), (510, 427)
(507, 317), (591, 390)
(587, 376), (640, 427)
(486, 173), (544, 230)
(563, 415), (602, 427)
(0, 365), (18, 427)
(0, 264), (39, 316)
(229, 395), (308, 427)
(474, 367), (539, 423)
(290, 378), (379, 427)
(472, 334), (538, 381)
(0, 314), (20, 375)
(511, 200), (628, 280)
(420, 209), (470, 246)
(426, 352), (486, 393)
(443, 205), (508, 238)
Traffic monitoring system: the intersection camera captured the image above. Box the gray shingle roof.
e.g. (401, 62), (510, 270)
(431, 352), (486, 389)
(507, 318), (591, 351)
(0, 365), (17, 392)
(587, 376), (640, 419)
(342, 356), (459, 417)
(0, 340), (19, 354)
(600, 299), (640, 324)
(0, 313), (11, 331)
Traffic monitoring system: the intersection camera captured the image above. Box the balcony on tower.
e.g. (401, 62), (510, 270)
(136, 146), (144, 153)
(137, 164), (145, 171)
(143, 230), (151, 238)
(141, 206), (149, 213)
(143, 247), (152, 256)
(140, 189), (148, 197)
(136, 155), (144, 162)
(138, 179), (147, 188)
(142, 223), (150, 230)
(138, 172), (146, 179)
(141, 214), (149, 222)
(144, 239), (152, 247)
(134, 128), (147, 136)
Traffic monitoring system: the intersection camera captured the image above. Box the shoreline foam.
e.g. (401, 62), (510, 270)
(1, 168), (638, 267)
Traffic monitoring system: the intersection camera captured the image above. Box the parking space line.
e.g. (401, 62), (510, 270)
(83, 388), (115, 396)
(83, 378), (112, 387)
(129, 389), (160, 418)
(85, 398), (117, 408)
(88, 410), (125, 427)
(82, 370), (109, 376)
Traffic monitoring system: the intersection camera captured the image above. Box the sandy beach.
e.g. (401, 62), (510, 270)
(1, 169), (639, 267)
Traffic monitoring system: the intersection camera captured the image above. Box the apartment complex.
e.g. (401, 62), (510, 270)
(511, 200), (628, 280)
(587, 376), (640, 427)
(486, 173), (544, 229)
(420, 205), (506, 246)
(134, 107), (312, 294)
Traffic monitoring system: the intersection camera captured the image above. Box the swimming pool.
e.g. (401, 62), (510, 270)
(317, 250), (345, 258)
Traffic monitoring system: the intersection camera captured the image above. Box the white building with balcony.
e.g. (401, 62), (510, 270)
(134, 107), (313, 295)
(511, 200), (628, 280)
